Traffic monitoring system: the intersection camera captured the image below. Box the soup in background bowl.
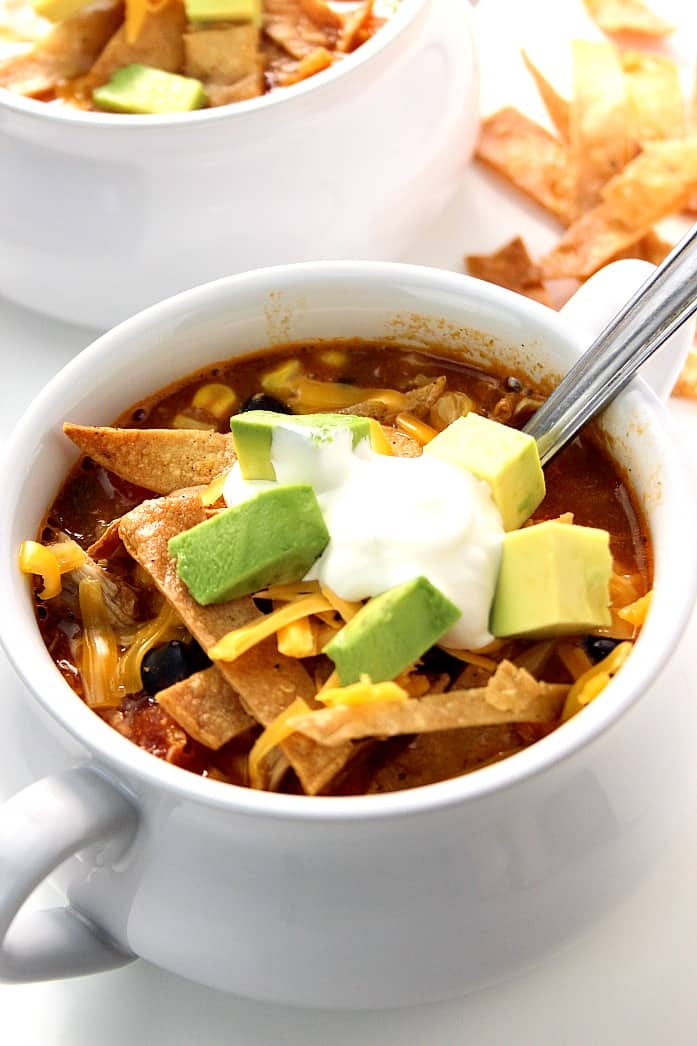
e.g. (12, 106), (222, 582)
(0, 0), (478, 328)
(0, 261), (695, 1006)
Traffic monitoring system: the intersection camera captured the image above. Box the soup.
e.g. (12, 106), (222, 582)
(0, 0), (396, 113)
(19, 342), (652, 795)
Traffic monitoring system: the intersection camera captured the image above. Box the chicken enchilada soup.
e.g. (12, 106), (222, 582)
(0, 0), (397, 112)
(19, 342), (652, 796)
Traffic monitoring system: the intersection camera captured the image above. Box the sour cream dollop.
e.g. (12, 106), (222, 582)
(223, 427), (504, 649)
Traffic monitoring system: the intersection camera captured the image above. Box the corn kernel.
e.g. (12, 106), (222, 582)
(261, 359), (303, 395)
(18, 540), (61, 599)
(319, 349), (348, 369)
(192, 383), (238, 419)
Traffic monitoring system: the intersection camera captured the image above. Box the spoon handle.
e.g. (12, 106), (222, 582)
(524, 222), (697, 466)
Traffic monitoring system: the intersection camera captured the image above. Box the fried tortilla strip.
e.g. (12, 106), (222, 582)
(384, 429), (421, 458)
(156, 666), (254, 749)
(206, 73), (264, 107)
(541, 139), (697, 279)
(467, 236), (552, 306)
(621, 51), (685, 142)
(87, 0), (186, 87)
(87, 518), (124, 561)
(521, 50), (569, 141)
(184, 24), (260, 84)
(290, 661), (568, 746)
(476, 107), (574, 224)
(583, 0), (674, 37)
(118, 491), (353, 793)
(366, 726), (528, 793)
(63, 424), (237, 494)
(264, 0), (335, 59)
(609, 228), (672, 266)
(570, 41), (639, 215)
(277, 45), (332, 86)
(0, 3), (122, 95)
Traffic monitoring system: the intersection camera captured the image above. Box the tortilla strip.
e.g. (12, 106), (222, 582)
(621, 51), (685, 142)
(156, 666), (254, 749)
(521, 50), (569, 141)
(184, 24), (260, 85)
(609, 228), (672, 266)
(476, 108), (575, 224)
(86, 0), (186, 87)
(337, 0), (372, 53)
(264, 0), (335, 59)
(384, 429), (421, 458)
(290, 662), (568, 746)
(673, 347), (697, 399)
(206, 71), (263, 107)
(583, 0), (674, 37)
(118, 490), (353, 793)
(87, 518), (124, 561)
(467, 236), (551, 306)
(338, 377), (446, 423)
(0, 3), (122, 95)
(570, 41), (639, 215)
(63, 424), (237, 494)
(541, 139), (697, 279)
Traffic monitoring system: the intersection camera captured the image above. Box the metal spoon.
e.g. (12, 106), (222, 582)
(523, 222), (697, 465)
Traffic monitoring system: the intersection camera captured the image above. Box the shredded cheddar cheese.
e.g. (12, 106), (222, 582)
(395, 412), (438, 445)
(125, 0), (171, 44)
(438, 647), (498, 672)
(562, 641), (632, 721)
(320, 585), (361, 622)
(255, 580), (320, 601)
(248, 697), (311, 789)
(277, 615), (320, 658)
(618, 591), (652, 628)
(200, 471), (229, 507)
(78, 578), (122, 708)
(118, 601), (184, 694)
(209, 593), (331, 662)
(367, 418), (393, 456)
(18, 539), (86, 599)
(315, 675), (410, 707)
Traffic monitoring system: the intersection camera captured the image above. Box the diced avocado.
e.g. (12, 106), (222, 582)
(93, 65), (208, 116)
(323, 576), (461, 685)
(490, 521), (612, 639)
(424, 413), (545, 531)
(185, 0), (261, 23)
(230, 410), (372, 481)
(32, 0), (88, 22)
(169, 484), (329, 604)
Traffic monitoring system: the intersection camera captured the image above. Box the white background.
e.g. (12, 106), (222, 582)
(2, 1), (697, 1041)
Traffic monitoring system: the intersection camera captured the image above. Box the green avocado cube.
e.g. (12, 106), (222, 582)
(323, 577), (461, 686)
(168, 484), (329, 604)
(93, 65), (208, 116)
(185, 0), (261, 23)
(230, 410), (372, 481)
(490, 521), (612, 639)
(424, 412), (545, 531)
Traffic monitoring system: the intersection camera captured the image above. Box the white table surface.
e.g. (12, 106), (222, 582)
(2, 1), (697, 1042)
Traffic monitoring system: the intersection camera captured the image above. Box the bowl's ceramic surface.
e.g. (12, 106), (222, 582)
(0, 262), (695, 1006)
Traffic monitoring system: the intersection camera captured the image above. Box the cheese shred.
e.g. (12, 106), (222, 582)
(248, 697), (312, 789)
(209, 593), (332, 662)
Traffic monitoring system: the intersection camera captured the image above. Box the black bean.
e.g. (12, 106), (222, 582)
(141, 641), (193, 696)
(582, 636), (621, 664)
(185, 640), (212, 674)
(418, 646), (465, 678)
(239, 393), (293, 414)
(506, 376), (523, 392)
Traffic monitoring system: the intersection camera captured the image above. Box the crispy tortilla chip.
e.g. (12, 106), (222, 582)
(0, 2), (122, 95)
(521, 50), (569, 141)
(384, 428), (421, 458)
(184, 24), (259, 84)
(337, 0), (372, 53)
(583, 0), (674, 37)
(156, 666), (254, 749)
(63, 424), (237, 494)
(609, 227), (672, 265)
(87, 0), (186, 87)
(206, 72), (263, 106)
(476, 107), (575, 224)
(467, 236), (552, 306)
(87, 518), (124, 561)
(278, 45), (332, 86)
(118, 490), (353, 794)
(673, 347), (697, 399)
(570, 41), (639, 215)
(289, 661), (568, 746)
(541, 139), (697, 278)
(621, 51), (685, 142)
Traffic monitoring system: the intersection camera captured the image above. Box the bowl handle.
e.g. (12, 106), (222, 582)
(559, 258), (695, 401)
(0, 766), (138, 983)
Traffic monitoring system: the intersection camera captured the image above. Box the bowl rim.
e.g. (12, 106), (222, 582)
(0, 0), (427, 129)
(2, 259), (696, 823)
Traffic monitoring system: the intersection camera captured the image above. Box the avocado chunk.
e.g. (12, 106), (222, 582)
(32, 0), (88, 22)
(230, 410), (372, 481)
(185, 0), (261, 22)
(169, 484), (329, 604)
(323, 577), (461, 686)
(93, 65), (208, 116)
(424, 413), (545, 531)
(490, 521), (612, 639)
